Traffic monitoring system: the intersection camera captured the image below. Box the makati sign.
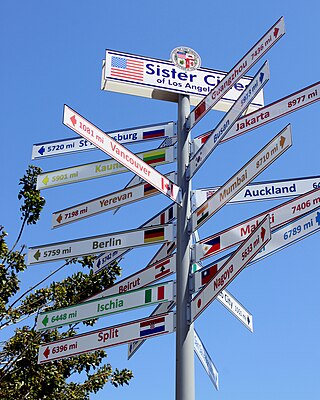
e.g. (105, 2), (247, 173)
(102, 50), (264, 113)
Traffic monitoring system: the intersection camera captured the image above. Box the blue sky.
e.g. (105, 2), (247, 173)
(1, 1), (319, 399)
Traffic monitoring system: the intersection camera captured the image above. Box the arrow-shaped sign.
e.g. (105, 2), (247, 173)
(42, 176), (49, 186)
(192, 124), (292, 230)
(43, 346), (50, 359)
(38, 146), (45, 156)
(42, 315), (49, 327)
(63, 105), (181, 205)
(191, 216), (271, 322)
(188, 61), (270, 178)
(187, 17), (285, 129)
(33, 250), (41, 261)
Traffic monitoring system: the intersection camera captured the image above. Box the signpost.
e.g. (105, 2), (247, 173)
(63, 105), (181, 204)
(28, 224), (174, 265)
(38, 312), (175, 364)
(188, 17), (285, 129)
(194, 187), (320, 261)
(191, 216), (271, 322)
(194, 81), (320, 151)
(32, 121), (176, 159)
(192, 124), (292, 230)
(188, 61), (270, 178)
(102, 50), (264, 112)
(36, 281), (174, 331)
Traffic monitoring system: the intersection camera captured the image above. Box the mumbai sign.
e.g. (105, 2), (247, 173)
(63, 105), (181, 204)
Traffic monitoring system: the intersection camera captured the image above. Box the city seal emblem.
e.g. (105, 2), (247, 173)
(170, 47), (201, 71)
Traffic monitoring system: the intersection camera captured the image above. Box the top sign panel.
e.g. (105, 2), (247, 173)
(102, 50), (264, 113)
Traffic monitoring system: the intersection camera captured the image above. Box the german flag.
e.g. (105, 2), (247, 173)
(143, 149), (166, 165)
(144, 227), (165, 243)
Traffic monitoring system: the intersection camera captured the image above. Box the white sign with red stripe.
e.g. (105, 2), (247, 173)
(37, 145), (175, 190)
(93, 204), (176, 273)
(188, 17), (285, 129)
(188, 61), (270, 178)
(195, 187), (320, 261)
(192, 125), (292, 230)
(191, 216), (271, 322)
(102, 50), (264, 113)
(63, 105), (181, 204)
(32, 121), (176, 159)
(194, 81), (320, 151)
(193, 175), (320, 206)
(89, 254), (176, 301)
(38, 312), (175, 364)
(28, 224), (174, 265)
(36, 281), (174, 331)
(52, 171), (176, 228)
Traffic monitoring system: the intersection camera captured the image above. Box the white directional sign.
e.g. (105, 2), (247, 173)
(193, 175), (320, 206)
(36, 281), (174, 331)
(32, 121), (176, 159)
(192, 124), (292, 230)
(194, 81), (320, 151)
(188, 61), (270, 178)
(28, 224), (174, 265)
(93, 203), (176, 273)
(38, 312), (175, 364)
(52, 171), (176, 228)
(63, 105), (181, 204)
(195, 187), (320, 261)
(191, 216), (271, 322)
(102, 50), (264, 113)
(188, 17), (285, 129)
(89, 254), (176, 301)
(194, 330), (219, 390)
(37, 145), (175, 190)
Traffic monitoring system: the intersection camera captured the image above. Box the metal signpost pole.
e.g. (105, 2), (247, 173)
(176, 94), (195, 400)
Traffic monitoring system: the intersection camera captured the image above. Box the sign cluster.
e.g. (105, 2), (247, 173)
(29, 16), (320, 394)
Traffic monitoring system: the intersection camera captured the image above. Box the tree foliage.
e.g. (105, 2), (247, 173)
(0, 166), (133, 399)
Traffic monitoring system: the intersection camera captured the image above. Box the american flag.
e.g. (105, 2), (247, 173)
(110, 56), (144, 81)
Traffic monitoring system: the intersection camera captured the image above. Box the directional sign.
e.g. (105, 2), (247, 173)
(28, 224), (174, 265)
(37, 142), (175, 190)
(32, 121), (176, 159)
(194, 187), (320, 261)
(194, 330), (219, 390)
(192, 124), (292, 230)
(36, 281), (174, 331)
(188, 17), (285, 129)
(89, 254), (176, 302)
(188, 61), (270, 178)
(38, 312), (174, 363)
(52, 171), (176, 228)
(193, 175), (320, 206)
(191, 216), (271, 322)
(102, 50), (264, 113)
(93, 203), (176, 273)
(63, 105), (181, 204)
(194, 81), (320, 151)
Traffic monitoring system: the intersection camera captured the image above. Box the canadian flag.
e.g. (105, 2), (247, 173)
(161, 178), (173, 196)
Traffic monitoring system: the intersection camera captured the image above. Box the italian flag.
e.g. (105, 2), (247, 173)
(144, 285), (165, 304)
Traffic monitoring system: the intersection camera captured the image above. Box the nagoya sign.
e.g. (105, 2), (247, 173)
(63, 105), (181, 205)
(28, 224), (174, 265)
(36, 281), (174, 331)
(32, 121), (176, 159)
(38, 312), (174, 364)
(188, 17), (285, 129)
(191, 216), (271, 322)
(188, 61), (270, 178)
(192, 124), (292, 230)
(194, 187), (320, 261)
(102, 50), (264, 113)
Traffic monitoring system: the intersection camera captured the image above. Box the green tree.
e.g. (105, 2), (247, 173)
(0, 166), (133, 399)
